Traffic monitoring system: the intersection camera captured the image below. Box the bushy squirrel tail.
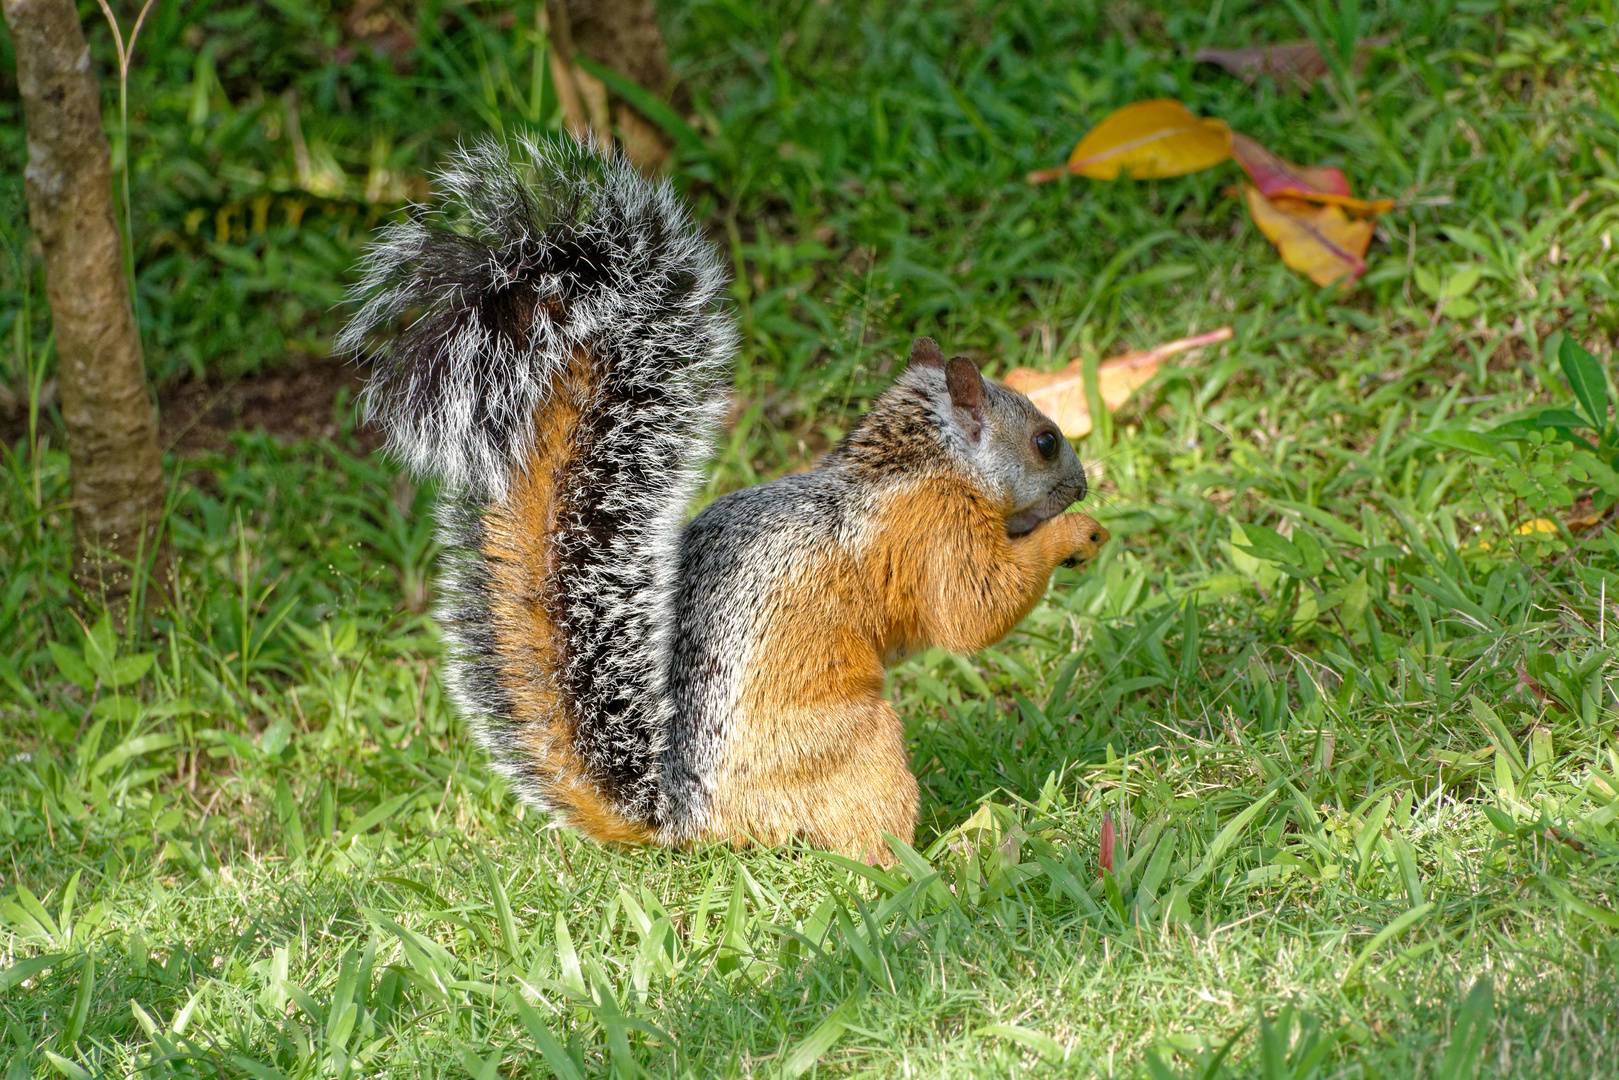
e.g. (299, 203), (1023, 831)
(338, 136), (735, 837)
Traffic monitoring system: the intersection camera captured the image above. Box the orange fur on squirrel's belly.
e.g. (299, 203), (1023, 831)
(696, 477), (1035, 855)
(479, 353), (654, 846)
(859, 477), (1031, 651)
(696, 470), (1088, 854)
(869, 476), (1088, 655)
(695, 533), (916, 853)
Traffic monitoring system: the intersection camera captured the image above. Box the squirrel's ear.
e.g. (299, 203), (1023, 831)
(945, 356), (985, 441)
(909, 337), (945, 369)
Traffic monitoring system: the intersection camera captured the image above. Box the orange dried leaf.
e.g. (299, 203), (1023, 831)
(1004, 327), (1234, 438)
(1231, 133), (1393, 215)
(1028, 99), (1231, 185)
(1243, 185), (1372, 289)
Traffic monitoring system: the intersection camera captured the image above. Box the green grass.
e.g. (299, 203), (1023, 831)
(3, 0), (1619, 1076)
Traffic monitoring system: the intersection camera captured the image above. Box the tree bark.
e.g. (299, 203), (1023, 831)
(4, 0), (168, 607)
(554, 0), (677, 173)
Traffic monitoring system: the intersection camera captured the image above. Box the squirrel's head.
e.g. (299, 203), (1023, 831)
(907, 337), (1089, 537)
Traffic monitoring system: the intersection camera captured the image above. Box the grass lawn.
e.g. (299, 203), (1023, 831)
(3, 0), (1619, 1076)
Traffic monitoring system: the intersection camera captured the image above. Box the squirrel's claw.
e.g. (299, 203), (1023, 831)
(1059, 513), (1109, 568)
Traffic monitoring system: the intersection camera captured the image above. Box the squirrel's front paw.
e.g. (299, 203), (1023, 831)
(1058, 513), (1109, 568)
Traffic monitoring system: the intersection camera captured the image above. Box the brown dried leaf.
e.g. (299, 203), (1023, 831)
(1194, 36), (1389, 91)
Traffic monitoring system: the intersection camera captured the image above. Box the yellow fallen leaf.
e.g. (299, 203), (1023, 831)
(1514, 518), (1560, 535)
(1295, 191), (1396, 215)
(1027, 99), (1231, 184)
(1243, 185), (1373, 289)
(1004, 327), (1234, 438)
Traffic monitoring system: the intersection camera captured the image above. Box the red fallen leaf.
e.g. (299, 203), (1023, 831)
(1243, 185), (1373, 289)
(1230, 133), (1394, 215)
(1028, 99), (1231, 185)
(1194, 37), (1388, 91)
(1099, 810), (1116, 876)
(1004, 327), (1234, 439)
(1232, 132), (1349, 197)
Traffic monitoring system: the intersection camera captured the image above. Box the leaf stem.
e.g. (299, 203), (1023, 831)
(93, 0), (158, 321)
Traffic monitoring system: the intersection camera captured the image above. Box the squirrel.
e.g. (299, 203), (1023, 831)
(338, 137), (1109, 865)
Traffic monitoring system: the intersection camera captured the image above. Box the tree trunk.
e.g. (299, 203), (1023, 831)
(4, 0), (168, 608)
(551, 0), (677, 173)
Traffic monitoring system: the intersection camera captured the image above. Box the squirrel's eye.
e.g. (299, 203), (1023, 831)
(1034, 430), (1059, 461)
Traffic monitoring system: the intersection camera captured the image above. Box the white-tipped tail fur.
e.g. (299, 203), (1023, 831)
(339, 135), (736, 827)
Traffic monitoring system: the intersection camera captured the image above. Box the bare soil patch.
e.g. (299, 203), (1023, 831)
(0, 359), (383, 457)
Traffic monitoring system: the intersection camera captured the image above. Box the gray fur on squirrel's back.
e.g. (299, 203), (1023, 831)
(663, 470), (875, 828)
(338, 136), (736, 826)
(660, 366), (976, 832)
